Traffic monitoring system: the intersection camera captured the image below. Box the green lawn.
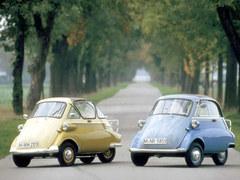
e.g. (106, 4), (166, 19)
(0, 83), (128, 159)
(153, 82), (240, 151)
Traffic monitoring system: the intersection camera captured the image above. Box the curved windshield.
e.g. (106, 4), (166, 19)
(152, 99), (192, 116)
(31, 102), (66, 118)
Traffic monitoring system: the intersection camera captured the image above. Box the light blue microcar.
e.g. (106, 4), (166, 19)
(130, 94), (235, 167)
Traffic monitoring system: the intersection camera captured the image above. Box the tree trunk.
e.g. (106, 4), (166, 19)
(12, 12), (26, 115)
(180, 61), (186, 92)
(106, 57), (112, 87)
(204, 60), (210, 95)
(85, 61), (96, 93)
(238, 64), (240, 112)
(217, 6), (240, 64)
(27, 38), (48, 110)
(27, 10), (57, 110)
(217, 54), (223, 104)
(67, 47), (79, 95)
(78, 58), (85, 93)
(191, 61), (201, 94)
(51, 36), (68, 97)
(160, 67), (165, 85)
(225, 49), (237, 109)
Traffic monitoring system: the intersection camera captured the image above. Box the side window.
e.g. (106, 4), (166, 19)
(74, 101), (95, 119)
(196, 101), (209, 116)
(68, 107), (80, 119)
(207, 101), (221, 117)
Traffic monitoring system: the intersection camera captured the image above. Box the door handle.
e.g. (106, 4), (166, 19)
(87, 119), (92, 123)
(212, 119), (217, 122)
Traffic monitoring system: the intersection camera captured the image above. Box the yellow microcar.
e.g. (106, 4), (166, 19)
(10, 97), (121, 167)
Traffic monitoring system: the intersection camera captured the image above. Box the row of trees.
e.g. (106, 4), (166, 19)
(128, 0), (240, 111)
(0, 0), (240, 114)
(0, 0), (140, 114)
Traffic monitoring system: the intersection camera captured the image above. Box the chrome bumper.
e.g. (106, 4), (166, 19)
(129, 148), (186, 153)
(110, 143), (122, 148)
(10, 145), (59, 155)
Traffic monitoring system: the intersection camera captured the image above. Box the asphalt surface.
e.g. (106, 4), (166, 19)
(0, 83), (240, 180)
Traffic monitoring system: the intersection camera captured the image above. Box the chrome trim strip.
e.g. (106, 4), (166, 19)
(129, 148), (186, 153)
(110, 143), (122, 148)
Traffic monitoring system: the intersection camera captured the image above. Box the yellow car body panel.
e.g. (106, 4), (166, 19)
(10, 97), (121, 156)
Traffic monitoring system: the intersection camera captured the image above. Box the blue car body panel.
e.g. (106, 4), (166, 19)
(131, 115), (190, 149)
(179, 119), (235, 153)
(130, 94), (235, 155)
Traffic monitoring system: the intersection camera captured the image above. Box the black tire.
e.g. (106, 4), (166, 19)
(58, 142), (76, 166)
(185, 142), (204, 167)
(97, 148), (115, 163)
(12, 155), (31, 167)
(80, 156), (95, 164)
(131, 153), (149, 166)
(212, 150), (228, 166)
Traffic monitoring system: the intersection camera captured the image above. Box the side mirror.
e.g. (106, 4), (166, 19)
(225, 119), (232, 131)
(138, 120), (146, 129)
(23, 114), (28, 120)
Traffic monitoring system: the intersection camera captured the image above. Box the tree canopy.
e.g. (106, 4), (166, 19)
(0, 0), (239, 112)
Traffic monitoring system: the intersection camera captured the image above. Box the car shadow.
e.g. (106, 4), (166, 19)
(23, 161), (128, 169)
(144, 164), (240, 169)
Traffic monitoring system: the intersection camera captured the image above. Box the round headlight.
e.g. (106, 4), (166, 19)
(17, 124), (24, 132)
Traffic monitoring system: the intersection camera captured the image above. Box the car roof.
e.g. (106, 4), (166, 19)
(37, 97), (86, 104)
(157, 94), (217, 102)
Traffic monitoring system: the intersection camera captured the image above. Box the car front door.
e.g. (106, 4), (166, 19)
(67, 101), (109, 153)
(194, 100), (228, 152)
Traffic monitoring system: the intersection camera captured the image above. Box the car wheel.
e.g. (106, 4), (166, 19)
(212, 150), (228, 166)
(131, 153), (149, 166)
(80, 156), (95, 164)
(97, 148), (115, 163)
(185, 142), (204, 167)
(58, 142), (76, 166)
(12, 155), (31, 167)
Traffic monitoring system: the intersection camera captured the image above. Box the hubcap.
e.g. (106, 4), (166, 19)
(63, 147), (74, 163)
(103, 149), (112, 159)
(191, 147), (201, 163)
(218, 152), (226, 161)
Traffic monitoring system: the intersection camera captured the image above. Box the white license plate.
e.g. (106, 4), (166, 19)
(144, 138), (167, 145)
(18, 142), (39, 149)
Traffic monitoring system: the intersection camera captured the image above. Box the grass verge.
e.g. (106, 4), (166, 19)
(0, 83), (128, 159)
(152, 82), (181, 95)
(153, 82), (240, 151)
(225, 112), (240, 151)
(83, 83), (128, 103)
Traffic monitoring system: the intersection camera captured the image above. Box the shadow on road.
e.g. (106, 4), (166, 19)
(144, 164), (240, 169)
(19, 161), (129, 169)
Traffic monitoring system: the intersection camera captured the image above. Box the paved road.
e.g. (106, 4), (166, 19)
(0, 83), (240, 180)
